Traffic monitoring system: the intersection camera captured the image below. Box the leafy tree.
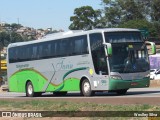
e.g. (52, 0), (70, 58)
(101, 0), (160, 37)
(150, 0), (160, 21)
(10, 23), (22, 30)
(0, 32), (10, 47)
(118, 19), (157, 37)
(4, 23), (11, 27)
(102, 0), (122, 27)
(102, 0), (145, 27)
(69, 6), (103, 30)
(0, 31), (24, 47)
(10, 32), (24, 43)
(152, 21), (160, 37)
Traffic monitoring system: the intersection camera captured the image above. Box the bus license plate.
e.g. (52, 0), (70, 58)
(131, 82), (138, 86)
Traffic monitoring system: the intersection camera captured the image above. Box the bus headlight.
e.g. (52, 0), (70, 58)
(110, 75), (122, 80)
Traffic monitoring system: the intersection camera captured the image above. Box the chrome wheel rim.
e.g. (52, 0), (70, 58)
(84, 82), (90, 93)
(28, 84), (33, 95)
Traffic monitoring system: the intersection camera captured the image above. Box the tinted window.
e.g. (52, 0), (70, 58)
(72, 35), (88, 55)
(9, 48), (15, 63)
(90, 33), (103, 51)
(105, 32), (142, 43)
(50, 41), (56, 57)
(8, 35), (89, 63)
(60, 39), (69, 56)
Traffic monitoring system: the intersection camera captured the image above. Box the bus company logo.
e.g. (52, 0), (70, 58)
(2, 112), (12, 117)
(56, 59), (73, 70)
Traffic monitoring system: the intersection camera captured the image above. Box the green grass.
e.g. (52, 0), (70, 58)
(0, 100), (159, 119)
(0, 100), (159, 111)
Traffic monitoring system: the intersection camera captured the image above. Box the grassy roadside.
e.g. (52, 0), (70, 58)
(0, 100), (159, 119)
(0, 100), (160, 111)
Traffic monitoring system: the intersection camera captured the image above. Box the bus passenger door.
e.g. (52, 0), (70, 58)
(89, 33), (109, 90)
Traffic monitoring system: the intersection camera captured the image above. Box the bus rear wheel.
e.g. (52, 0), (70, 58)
(81, 79), (94, 97)
(116, 89), (128, 95)
(26, 81), (42, 97)
(26, 81), (34, 97)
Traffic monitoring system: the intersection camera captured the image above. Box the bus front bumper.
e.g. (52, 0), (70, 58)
(109, 78), (150, 90)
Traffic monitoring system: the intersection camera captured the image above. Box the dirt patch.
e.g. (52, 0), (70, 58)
(150, 80), (160, 88)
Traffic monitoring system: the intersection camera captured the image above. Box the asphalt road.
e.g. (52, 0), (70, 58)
(0, 88), (160, 98)
(0, 88), (160, 105)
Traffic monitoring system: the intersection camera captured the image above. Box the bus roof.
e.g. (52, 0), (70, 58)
(7, 28), (140, 48)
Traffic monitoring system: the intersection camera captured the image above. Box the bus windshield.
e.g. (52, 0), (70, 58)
(108, 43), (149, 73)
(105, 31), (142, 43)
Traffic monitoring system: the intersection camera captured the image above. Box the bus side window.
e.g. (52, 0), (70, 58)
(42, 44), (50, 59)
(27, 45), (32, 61)
(67, 38), (74, 56)
(74, 39), (82, 55)
(60, 39), (69, 57)
(9, 48), (14, 63)
(55, 40), (61, 57)
(81, 35), (88, 54)
(14, 48), (19, 62)
(50, 41), (56, 58)
(32, 45), (38, 60)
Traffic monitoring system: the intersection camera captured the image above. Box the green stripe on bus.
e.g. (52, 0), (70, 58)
(54, 67), (88, 91)
(9, 67), (88, 92)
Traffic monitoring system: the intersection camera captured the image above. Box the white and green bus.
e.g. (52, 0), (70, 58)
(7, 28), (156, 97)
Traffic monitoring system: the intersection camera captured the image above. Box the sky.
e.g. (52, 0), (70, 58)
(0, 0), (102, 31)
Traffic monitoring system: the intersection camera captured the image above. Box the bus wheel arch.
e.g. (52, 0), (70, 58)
(80, 77), (94, 97)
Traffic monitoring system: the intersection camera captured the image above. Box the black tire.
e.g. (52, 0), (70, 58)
(26, 81), (35, 97)
(116, 89), (128, 95)
(81, 79), (94, 97)
(53, 91), (67, 96)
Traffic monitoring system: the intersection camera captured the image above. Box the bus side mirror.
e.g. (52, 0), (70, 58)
(145, 41), (156, 55)
(103, 43), (112, 56)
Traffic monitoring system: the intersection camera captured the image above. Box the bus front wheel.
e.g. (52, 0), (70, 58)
(81, 79), (94, 97)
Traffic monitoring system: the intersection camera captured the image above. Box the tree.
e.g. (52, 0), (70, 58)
(150, 0), (160, 37)
(10, 32), (24, 43)
(150, 0), (160, 21)
(102, 0), (146, 27)
(100, 0), (160, 37)
(102, 0), (122, 27)
(0, 32), (10, 47)
(10, 23), (22, 30)
(118, 19), (157, 37)
(0, 31), (24, 47)
(69, 6), (103, 30)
